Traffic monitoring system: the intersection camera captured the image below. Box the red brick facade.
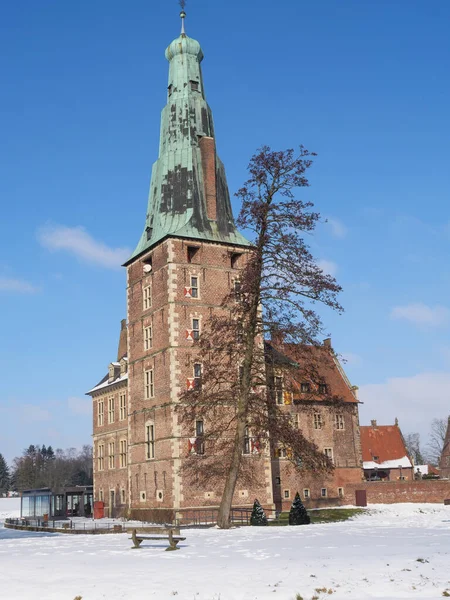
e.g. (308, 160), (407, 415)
(347, 480), (450, 504)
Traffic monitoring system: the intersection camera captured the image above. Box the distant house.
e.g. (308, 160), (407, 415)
(414, 464), (439, 479)
(440, 417), (450, 478)
(360, 420), (413, 481)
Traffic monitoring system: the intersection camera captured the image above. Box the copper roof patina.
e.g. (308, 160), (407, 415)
(125, 16), (250, 265)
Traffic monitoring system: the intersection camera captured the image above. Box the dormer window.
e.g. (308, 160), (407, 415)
(168, 84), (173, 97)
(187, 245), (200, 263)
(146, 226), (153, 241)
(190, 80), (199, 91)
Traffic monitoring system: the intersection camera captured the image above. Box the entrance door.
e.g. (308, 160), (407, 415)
(110, 490), (115, 518)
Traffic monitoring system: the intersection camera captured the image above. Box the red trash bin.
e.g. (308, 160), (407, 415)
(93, 501), (105, 519)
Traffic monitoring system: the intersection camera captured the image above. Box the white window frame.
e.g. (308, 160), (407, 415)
(98, 400), (104, 426)
(143, 285), (152, 310)
(321, 488), (327, 498)
(324, 447), (334, 463)
(335, 413), (345, 430)
(121, 489), (126, 504)
(195, 419), (205, 455)
(98, 443), (104, 471)
(190, 276), (199, 298)
(108, 441), (115, 469)
(303, 488), (310, 499)
(338, 487), (344, 498)
(146, 423), (155, 460)
(274, 376), (283, 405)
(108, 397), (115, 424)
(144, 325), (153, 351)
(313, 412), (323, 430)
(119, 393), (126, 421)
(144, 369), (154, 399)
(192, 318), (200, 341)
(193, 363), (202, 389)
(119, 439), (127, 468)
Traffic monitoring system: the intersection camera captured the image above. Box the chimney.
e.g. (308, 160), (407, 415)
(371, 419), (377, 429)
(199, 136), (217, 221)
(117, 319), (128, 361)
(323, 338), (332, 347)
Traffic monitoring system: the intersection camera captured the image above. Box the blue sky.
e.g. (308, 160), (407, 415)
(1, 0), (450, 463)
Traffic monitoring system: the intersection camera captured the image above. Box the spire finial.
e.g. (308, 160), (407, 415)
(179, 0), (186, 35)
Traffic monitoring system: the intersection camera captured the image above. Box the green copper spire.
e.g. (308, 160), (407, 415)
(126, 11), (250, 264)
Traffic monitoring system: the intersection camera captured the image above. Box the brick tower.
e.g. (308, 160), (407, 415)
(93, 11), (274, 521)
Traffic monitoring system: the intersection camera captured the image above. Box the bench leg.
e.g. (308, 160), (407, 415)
(131, 529), (143, 549)
(165, 540), (180, 551)
(166, 530), (180, 551)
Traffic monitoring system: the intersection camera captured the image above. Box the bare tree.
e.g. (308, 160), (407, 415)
(178, 146), (344, 528)
(426, 417), (448, 466)
(404, 432), (425, 466)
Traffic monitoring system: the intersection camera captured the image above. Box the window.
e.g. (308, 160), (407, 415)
(335, 414), (344, 430)
(121, 489), (126, 504)
(98, 400), (104, 426)
(144, 369), (154, 399)
(274, 376), (283, 404)
(108, 397), (115, 424)
(146, 226), (153, 241)
(98, 444), (104, 471)
(119, 440), (127, 468)
(230, 252), (242, 269)
(319, 383), (328, 394)
(144, 325), (153, 350)
(243, 426), (250, 455)
(321, 488), (327, 498)
(234, 280), (241, 302)
(338, 487), (344, 498)
(187, 246), (199, 263)
(284, 490), (290, 499)
(108, 442), (115, 469)
(324, 447), (334, 463)
(192, 318), (200, 341)
(275, 446), (288, 458)
(275, 477), (281, 485)
(168, 84), (173, 96)
(99, 489), (104, 502)
(190, 276), (199, 298)
(195, 419), (205, 455)
(119, 394), (127, 421)
(301, 382), (311, 393)
(303, 488), (310, 499)
(190, 80), (199, 91)
(193, 363), (202, 389)
(313, 412), (323, 430)
(146, 423), (155, 460)
(143, 286), (152, 310)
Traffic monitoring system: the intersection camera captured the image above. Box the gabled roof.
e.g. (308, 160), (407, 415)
(266, 341), (358, 404)
(360, 423), (412, 467)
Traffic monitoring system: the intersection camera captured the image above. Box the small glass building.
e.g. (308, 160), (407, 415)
(21, 486), (93, 519)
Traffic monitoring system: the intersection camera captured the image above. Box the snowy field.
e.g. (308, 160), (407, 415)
(1, 498), (450, 600)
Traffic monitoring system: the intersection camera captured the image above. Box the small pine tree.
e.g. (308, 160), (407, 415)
(0, 453), (10, 496)
(250, 498), (268, 526)
(289, 492), (310, 525)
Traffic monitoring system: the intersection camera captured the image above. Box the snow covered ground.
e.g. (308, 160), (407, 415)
(1, 498), (450, 600)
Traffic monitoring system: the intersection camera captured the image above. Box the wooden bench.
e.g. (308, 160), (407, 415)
(127, 527), (186, 551)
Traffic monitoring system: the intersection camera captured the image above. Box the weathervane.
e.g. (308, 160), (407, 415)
(179, 0), (186, 34)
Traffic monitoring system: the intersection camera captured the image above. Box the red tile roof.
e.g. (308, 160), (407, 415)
(360, 424), (410, 463)
(268, 342), (358, 404)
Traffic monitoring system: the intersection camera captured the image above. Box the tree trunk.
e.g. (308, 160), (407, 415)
(217, 221), (267, 529)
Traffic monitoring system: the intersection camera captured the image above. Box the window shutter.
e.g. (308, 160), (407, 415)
(184, 287), (192, 298)
(185, 329), (193, 341)
(186, 378), (195, 390)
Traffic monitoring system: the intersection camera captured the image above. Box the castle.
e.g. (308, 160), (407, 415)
(88, 13), (363, 522)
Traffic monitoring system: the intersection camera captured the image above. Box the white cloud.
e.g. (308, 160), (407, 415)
(0, 277), (38, 294)
(358, 372), (450, 443)
(317, 259), (338, 276)
(68, 396), (92, 416)
(326, 217), (348, 239)
(38, 224), (131, 270)
(390, 303), (450, 327)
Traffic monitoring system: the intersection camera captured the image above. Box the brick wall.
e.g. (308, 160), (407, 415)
(347, 480), (450, 504)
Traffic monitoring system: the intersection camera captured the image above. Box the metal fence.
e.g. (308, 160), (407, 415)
(4, 518), (124, 533)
